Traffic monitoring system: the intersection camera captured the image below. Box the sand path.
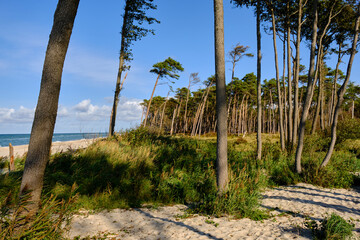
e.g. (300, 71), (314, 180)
(66, 183), (360, 239)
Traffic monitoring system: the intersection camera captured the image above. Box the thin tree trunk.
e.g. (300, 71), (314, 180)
(170, 106), (177, 135)
(143, 74), (160, 127)
(19, 0), (80, 214)
(256, 0), (262, 160)
(214, 0), (228, 194)
(287, 2), (293, 145)
(321, 5), (359, 167)
(109, 72), (128, 135)
(109, 3), (131, 137)
(295, 0), (318, 173)
(282, 37), (288, 142)
(270, 7), (285, 150)
(330, 44), (342, 125)
(293, 0), (303, 147)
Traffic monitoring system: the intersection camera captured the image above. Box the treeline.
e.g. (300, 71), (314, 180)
(141, 71), (360, 137)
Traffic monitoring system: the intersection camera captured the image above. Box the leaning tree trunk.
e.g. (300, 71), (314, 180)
(143, 74), (160, 127)
(270, 7), (285, 151)
(321, 4), (360, 168)
(109, 4), (130, 137)
(295, 0), (318, 174)
(256, 0), (262, 160)
(214, 0), (228, 194)
(19, 0), (80, 214)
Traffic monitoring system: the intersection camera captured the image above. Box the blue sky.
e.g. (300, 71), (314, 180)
(0, 0), (359, 134)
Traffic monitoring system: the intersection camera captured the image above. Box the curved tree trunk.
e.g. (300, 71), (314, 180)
(214, 0), (228, 194)
(19, 0), (80, 214)
(295, 0), (318, 174)
(321, 4), (360, 168)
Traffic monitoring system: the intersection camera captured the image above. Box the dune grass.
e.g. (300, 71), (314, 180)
(0, 127), (359, 238)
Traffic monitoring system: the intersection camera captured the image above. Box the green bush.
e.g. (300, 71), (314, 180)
(306, 213), (354, 240)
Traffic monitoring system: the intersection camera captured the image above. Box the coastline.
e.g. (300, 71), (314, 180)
(0, 138), (99, 158)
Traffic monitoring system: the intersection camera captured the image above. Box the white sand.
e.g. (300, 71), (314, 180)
(66, 183), (360, 239)
(0, 138), (97, 158)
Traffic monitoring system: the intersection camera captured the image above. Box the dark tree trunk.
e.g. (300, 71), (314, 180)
(214, 0), (228, 194)
(19, 0), (80, 214)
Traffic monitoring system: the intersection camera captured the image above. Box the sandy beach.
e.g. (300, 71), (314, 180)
(66, 183), (360, 239)
(0, 138), (98, 159)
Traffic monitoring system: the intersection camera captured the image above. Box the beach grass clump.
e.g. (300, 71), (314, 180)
(0, 187), (77, 240)
(306, 213), (354, 240)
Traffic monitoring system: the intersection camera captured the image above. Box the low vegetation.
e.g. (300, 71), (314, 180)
(0, 127), (359, 238)
(305, 213), (355, 240)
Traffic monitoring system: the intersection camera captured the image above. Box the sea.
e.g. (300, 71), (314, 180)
(0, 133), (107, 147)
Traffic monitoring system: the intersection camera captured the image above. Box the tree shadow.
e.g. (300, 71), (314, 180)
(134, 208), (224, 240)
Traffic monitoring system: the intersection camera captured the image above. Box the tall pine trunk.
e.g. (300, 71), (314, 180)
(19, 0), (80, 214)
(270, 6), (285, 150)
(295, 0), (318, 173)
(109, 4), (130, 136)
(214, 0), (228, 194)
(256, 0), (262, 160)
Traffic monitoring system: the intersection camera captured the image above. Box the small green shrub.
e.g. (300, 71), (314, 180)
(305, 213), (354, 240)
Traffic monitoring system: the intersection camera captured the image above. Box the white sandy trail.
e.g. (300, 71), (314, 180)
(66, 183), (360, 239)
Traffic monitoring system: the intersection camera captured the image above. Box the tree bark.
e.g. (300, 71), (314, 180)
(19, 0), (80, 214)
(270, 6), (285, 150)
(214, 0), (228, 194)
(256, 0), (262, 160)
(321, 5), (359, 167)
(287, 1), (293, 146)
(292, 0), (303, 147)
(295, 0), (318, 174)
(109, 4), (130, 136)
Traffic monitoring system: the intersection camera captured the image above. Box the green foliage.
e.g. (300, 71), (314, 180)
(334, 118), (360, 144)
(120, 0), (159, 65)
(305, 213), (354, 240)
(150, 57), (184, 81)
(0, 187), (77, 240)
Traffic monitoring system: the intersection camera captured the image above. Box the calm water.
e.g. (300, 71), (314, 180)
(0, 133), (107, 147)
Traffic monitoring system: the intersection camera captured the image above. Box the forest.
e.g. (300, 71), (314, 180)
(1, 0), (360, 239)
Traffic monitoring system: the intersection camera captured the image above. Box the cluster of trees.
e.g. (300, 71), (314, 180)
(16, 0), (360, 216)
(140, 71), (360, 137)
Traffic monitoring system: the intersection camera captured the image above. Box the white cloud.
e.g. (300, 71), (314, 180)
(72, 99), (111, 121)
(0, 106), (34, 123)
(0, 98), (143, 133)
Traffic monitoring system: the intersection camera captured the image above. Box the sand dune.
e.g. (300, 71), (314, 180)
(66, 183), (360, 239)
